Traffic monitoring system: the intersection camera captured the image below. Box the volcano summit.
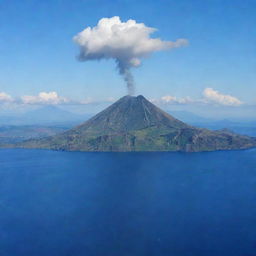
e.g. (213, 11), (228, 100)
(19, 95), (256, 152)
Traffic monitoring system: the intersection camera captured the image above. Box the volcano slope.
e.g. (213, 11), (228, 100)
(18, 95), (256, 152)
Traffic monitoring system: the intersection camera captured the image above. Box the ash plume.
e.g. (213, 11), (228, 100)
(73, 16), (188, 95)
(116, 60), (135, 95)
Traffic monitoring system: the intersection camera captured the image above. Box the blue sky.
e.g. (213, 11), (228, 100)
(0, 0), (255, 116)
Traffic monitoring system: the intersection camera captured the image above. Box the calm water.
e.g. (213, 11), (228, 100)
(0, 149), (256, 256)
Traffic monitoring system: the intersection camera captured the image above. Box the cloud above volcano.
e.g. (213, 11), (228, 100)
(73, 16), (188, 95)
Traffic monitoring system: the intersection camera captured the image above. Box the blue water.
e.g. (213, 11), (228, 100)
(0, 149), (256, 256)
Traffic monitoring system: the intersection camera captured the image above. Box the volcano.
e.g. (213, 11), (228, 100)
(19, 95), (256, 152)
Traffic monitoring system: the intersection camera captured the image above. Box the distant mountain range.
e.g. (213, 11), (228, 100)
(0, 106), (88, 144)
(14, 95), (256, 152)
(167, 110), (212, 124)
(0, 105), (92, 125)
(167, 111), (256, 137)
(0, 125), (69, 145)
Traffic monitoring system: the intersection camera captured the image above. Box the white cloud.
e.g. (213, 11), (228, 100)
(74, 16), (188, 67)
(21, 92), (69, 105)
(19, 92), (113, 105)
(0, 92), (13, 103)
(151, 95), (198, 105)
(161, 95), (195, 104)
(73, 16), (188, 94)
(0, 89), (244, 108)
(203, 88), (242, 106)
(152, 88), (243, 107)
(160, 95), (177, 103)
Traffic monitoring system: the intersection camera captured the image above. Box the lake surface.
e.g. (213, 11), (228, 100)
(0, 149), (256, 256)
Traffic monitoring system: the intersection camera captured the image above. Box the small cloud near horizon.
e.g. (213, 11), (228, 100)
(0, 88), (244, 107)
(152, 88), (243, 107)
(21, 92), (69, 105)
(203, 88), (242, 106)
(0, 92), (13, 103)
(0, 91), (115, 106)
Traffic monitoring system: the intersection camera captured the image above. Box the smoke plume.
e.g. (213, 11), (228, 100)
(73, 16), (188, 95)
